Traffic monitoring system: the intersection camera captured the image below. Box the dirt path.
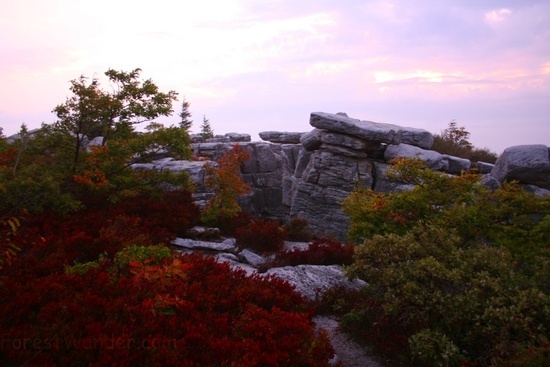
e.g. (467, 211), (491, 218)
(313, 316), (384, 367)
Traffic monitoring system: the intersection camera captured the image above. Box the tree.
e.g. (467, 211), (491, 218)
(432, 120), (498, 163)
(51, 68), (178, 172)
(0, 69), (193, 214)
(178, 97), (193, 131)
(200, 115), (214, 140)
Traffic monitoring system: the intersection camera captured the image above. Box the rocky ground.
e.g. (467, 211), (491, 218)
(314, 316), (384, 367)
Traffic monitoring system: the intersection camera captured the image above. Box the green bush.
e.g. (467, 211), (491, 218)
(114, 244), (171, 272)
(341, 157), (549, 366)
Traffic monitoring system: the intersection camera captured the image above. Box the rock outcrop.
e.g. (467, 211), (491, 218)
(490, 144), (550, 190)
(131, 111), (549, 241)
(171, 236), (365, 300)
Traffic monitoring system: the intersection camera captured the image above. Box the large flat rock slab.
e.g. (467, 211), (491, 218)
(310, 112), (434, 149)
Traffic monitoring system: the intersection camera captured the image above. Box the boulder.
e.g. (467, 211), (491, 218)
(373, 162), (414, 193)
(310, 112), (434, 149)
(443, 154), (471, 174)
(171, 238), (237, 252)
(521, 184), (550, 196)
(491, 145), (550, 189)
(264, 265), (366, 300)
(239, 249), (267, 267)
(259, 131), (304, 144)
(480, 174), (502, 191)
(300, 129), (323, 151)
(384, 143), (447, 171)
(476, 161), (495, 174)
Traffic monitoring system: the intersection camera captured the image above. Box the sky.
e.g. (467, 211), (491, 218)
(1, 0), (549, 154)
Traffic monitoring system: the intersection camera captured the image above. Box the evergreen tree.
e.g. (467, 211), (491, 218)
(200, 115), (214, 139)
(178, 97), (193, 131)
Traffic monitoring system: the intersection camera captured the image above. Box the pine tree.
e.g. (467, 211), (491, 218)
(200, 115), (214, 139)
(178, 97), (193, 131)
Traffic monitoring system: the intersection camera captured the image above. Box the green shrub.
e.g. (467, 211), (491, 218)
(341, 157), (550, 366)
(409, 329), (461, 367)
(114, 244), (171, 272)
(64, 259), (101, 275)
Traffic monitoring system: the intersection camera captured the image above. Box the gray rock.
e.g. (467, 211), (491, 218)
(224, 132), (251, 142)
(300, 129), (323, 151)
(161, 159), (212, 191)
(480, 174), (502, 191)
(239, 249), (267, 267)
(191, 142), (234, 161)
(476, 161), (495, 174)
(310, 112), (434, 149)
(319, 131), (379, 152)
(320, 143), (369, 158)
(86, 136), (105, 152)
(521, 184), (550, 196)
(491, 145), (550, 189)
(264, 265), (366, 300)
(205, 136), (231, 143)
(171, 238), (236, 252)
(443, 154), (471, 174)
(373, 162), (414, 193)
(281, 144), (303, 172)
(190, 134), (205, 143)
(294, 150), (313, 178)
(259, 131), (305, 144)
(290, 151), (373, 240)
(239, 143), (293, 218)
(384, 143), (447, 171)
(215, 252), (240, 263)
(185, 226), (221, 239)
(131, 163), (156, 171)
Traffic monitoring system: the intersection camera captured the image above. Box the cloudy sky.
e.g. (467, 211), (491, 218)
(1, 0), (549, 153)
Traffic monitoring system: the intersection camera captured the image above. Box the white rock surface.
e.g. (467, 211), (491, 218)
(265, 264), (366, 301)
(171, 238), (236, 252)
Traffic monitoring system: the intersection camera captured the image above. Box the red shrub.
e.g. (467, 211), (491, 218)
(264, 239), (355, 270)
(235, 217), (285, 254)
(283, 217), (314, 242)
(118, 190), (200, 237)
(0, 254), (336, 366)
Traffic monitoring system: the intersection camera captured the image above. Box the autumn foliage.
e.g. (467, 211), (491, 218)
(1, 252), (335, 366)
(0, 195), (336, 366)
(201, 145), (251, 228)
(0, 69), (339, 366)
(261, 239), (355, 271)
(341, 157), (550, 366)
(235, 217), (286, 254)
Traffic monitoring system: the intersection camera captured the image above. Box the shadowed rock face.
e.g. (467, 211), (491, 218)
(129, 112), (548, 241)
